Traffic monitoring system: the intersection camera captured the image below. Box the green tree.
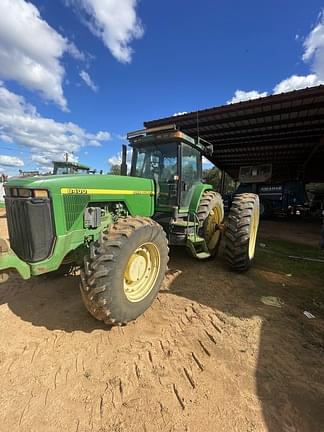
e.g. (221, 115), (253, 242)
(203, 167), (237, 194)
(109, 164), (121, 175)
(203, 166), (222, 190)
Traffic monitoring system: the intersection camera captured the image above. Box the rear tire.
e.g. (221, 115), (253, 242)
(197, 190), (224, 256)
(224, 193), (260, 271)
(80, 217), (169, 325)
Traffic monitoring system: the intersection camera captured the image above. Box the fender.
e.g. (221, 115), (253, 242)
(189, 183), (213, 214)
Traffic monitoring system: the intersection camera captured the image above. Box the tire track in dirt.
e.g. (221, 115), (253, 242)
(0, 274), (233, 431)
(116, 293), (230, 420)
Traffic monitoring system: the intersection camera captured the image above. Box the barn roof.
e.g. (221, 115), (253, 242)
(144, 85), (324, 182)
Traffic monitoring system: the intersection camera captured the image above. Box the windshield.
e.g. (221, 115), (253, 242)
(54, 166), (89, 175)
(55, 166), (70, 175)
(132, 143), (178, 180)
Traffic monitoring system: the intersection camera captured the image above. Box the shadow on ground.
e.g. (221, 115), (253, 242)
(165, 247), (324, 432)
(0, 272), (108, 332)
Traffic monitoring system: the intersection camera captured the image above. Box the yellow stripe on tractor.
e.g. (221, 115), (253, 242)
(61, 188), (154, 196)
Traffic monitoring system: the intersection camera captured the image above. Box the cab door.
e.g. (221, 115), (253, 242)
(156, 143), (179, 210)
(179, 143), (201, 210)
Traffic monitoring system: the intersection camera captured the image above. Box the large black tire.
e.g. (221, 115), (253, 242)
(80, 217), (169, 325)
(197, 190), (224, 256)
(224, 193), (260, 271)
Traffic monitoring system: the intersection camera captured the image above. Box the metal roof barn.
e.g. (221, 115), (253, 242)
(144, 85), (324, 182)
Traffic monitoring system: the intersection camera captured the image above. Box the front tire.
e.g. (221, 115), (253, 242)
(197, 190), (224, 256)
(224, 193), (260, 271)
(80, 217), (169, 325)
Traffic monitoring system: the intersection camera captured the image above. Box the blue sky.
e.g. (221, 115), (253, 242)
(0, 0), (323, 175)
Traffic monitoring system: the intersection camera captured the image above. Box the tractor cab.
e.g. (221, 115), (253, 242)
(52, 161), (92, 175)
(128, 125), (212, 216)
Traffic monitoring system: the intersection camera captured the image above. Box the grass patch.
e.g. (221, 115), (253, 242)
(255, 238), (324, 317)
(255, 238), (324, 282)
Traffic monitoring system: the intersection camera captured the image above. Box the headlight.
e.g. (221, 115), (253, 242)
(11, 188), (18, 197)
(33, 189), (49, 198)
(8, 188), (49, 198)
(18, 188), (32, 198)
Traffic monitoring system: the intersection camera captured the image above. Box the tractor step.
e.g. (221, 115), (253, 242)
(186, 234), (211, 260)
(169, 218), (198, 244)
(195, 251), (211, 259)
(172, 220), (198, 227)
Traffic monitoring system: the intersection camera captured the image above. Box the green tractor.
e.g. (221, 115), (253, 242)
(52, 160), (93, 175)
(0, 125), (259, 325)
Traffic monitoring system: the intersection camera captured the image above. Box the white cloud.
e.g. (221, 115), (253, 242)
(67, 0), (144, 63)
(108, 148), (132, 166)
(79, 70), (98, 92)
(303, 11), (324, 80)
(0, 0), (85, 110)
(227, 12), (324, 102)
(173, 111), (188, 117)
(0, 83), (111, 169)
(227, 90), (268, 104)
(88, 140), (100, 147)
(67, 42), (86, 61)
(116, 134), (127, 141)
(274, 12), (324, 94)
(0, 155), (24, 167)
(96, 131), (111, 140)
(30, 154), (53, 166)
(273, 74), (322, 94)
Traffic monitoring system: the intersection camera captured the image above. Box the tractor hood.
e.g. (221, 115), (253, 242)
(5, 174), (155, 196)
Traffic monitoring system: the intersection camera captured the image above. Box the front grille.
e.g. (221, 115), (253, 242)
(63, 194), (90, 230)
(5, 197), (55, 262)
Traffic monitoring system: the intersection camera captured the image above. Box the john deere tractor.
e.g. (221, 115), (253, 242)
(0, 125), (259, 325)
(52, 161), (93, 175)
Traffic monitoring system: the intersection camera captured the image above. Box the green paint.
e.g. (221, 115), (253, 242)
(186, 234), (210, 259)
(189, 184), (212, 214)
(1, 174), (155, 279)
(0, 249), (31, 279)
(7, 174), (155, 236)
(30, 219), (111, 276)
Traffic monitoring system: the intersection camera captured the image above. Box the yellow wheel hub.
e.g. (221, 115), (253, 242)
(205, 206), (223, 251)
(248, 203), (260, 259)
(125, 255), (146, 282)
(124, 242), (161, 303)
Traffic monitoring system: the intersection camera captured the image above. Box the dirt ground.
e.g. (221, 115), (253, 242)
(260, 218), (322, 248)
(0, 212), (324, 432)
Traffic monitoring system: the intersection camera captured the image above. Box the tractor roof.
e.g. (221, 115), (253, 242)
(127, 125), (195, 147)
(53, 161), (90, 170)
(127, 125), (213, 158)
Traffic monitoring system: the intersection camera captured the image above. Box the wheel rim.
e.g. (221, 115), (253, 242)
(123, 242), (161, 303)
(205, 206), (223, 251)
(248, 203), (260, 259)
